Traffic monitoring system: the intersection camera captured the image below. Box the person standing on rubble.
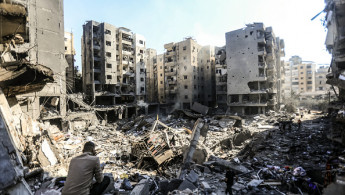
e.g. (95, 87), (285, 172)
(62, 141), (110, 195)
(298, 119), (302, 130)
(225, 168), (235, 195)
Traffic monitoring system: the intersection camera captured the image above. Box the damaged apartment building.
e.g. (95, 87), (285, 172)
(324, 0), (345, 101)
(215, 46), (227, 110)
(226, 23), (285, 115)
(0, 0), (67, 120)
(159, 38), (216, 110)
(82, 21), (147, 118)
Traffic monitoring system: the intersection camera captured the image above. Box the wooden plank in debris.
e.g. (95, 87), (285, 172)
(260, 181), (282, 186)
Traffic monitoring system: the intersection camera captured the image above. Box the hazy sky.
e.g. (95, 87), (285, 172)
(64, 0), (331, 70)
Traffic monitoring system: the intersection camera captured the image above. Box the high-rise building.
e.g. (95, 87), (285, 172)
(163, 38), (202, 109)
(226, 23), (284, 115)
(162, 38), (216, 109)
(81, 21), (147, 106)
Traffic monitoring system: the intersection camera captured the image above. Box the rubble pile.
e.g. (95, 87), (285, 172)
(2, 96), (345, 195)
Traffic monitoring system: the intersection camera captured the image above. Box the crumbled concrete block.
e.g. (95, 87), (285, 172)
(130, 179), (149, 195)
(178, 180), (197, 191)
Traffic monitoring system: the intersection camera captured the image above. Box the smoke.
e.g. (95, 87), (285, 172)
(137, 100), (148, 107)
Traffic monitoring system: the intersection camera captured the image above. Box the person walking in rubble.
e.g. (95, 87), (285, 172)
(62, 141), (110, 195)
(225, 168), (235, 195)
(298, 119), (302, 130)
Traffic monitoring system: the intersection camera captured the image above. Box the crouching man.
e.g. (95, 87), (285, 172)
(62, 141), (110, 195)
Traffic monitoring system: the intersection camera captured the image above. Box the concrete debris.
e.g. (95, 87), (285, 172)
(191, 102), (209, 115)
(0, 83), (344, 195)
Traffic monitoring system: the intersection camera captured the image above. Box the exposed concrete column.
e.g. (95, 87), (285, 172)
(125, 107), (128, 119)
(60, 95), (66, 117)
(241, 107), (245, 115)
(145, 106), (148, 115)
(239, 95), (243, 103)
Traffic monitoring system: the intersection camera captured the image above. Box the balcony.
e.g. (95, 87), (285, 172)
(93, 68), (101, 73)
(165, 71), (176, 76)
(93, 45), (101, 50)
(258, 62), (267, 68)
(122, 50), (132, 56)
(167, 80), (177, 85)
(165, 51), (176, 56)
(166, 88), (177, 94)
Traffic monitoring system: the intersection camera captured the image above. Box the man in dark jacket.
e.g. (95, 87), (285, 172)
(225, 168), (235, 195)
(62, 141), (110, 195)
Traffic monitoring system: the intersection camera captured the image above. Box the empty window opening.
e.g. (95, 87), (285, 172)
(107, 75), (112, 79)
(106, 41), (111, 46)
(105, 29), (111, 35)
(229, 95), (239, 103)
(106, 63), (112, 68)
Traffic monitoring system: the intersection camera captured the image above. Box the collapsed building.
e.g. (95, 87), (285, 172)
(226, 23), (285, 115)
(0, 0), (68, 120)
(323, 0), (345, 144)
(324, 0), (345, 101)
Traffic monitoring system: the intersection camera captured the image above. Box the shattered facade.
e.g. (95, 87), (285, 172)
(64, 32), (76, 93)
(0, 0), (67, 120)
(157, 54), (165, 104)
(82, 21), (147, 106)
(226, 23), (285, 115)
(324, 0), (345, 101)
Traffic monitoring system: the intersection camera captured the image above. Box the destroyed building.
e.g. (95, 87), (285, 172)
(215, 46), (227, 110)
(64, 32), (76, 93)
(226, 23), (285, 115)
(82, 21), (147, 106)
(0, 0), (67, 120)
(324, 0), (345, 101)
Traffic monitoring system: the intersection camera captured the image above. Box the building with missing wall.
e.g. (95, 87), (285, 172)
(81, 21), (147, 107)
(226, 23), (285, 115)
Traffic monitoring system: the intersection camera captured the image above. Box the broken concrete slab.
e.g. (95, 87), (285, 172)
(233, 130), (252, 146)
(41, 139), (58, 166)
(247, 179), (263, 187)
(130, 179), (149, 195)
(206, 156), (250, 174)
(177, 180), (197, 191)
(191, 102), (209, 115)
(186, 170), (198, 184)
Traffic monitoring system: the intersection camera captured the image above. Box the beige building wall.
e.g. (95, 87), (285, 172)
(157, 54), (165, 103)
